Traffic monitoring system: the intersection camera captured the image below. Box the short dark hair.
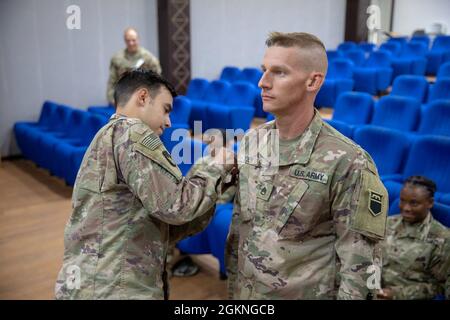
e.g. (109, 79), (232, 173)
(404, 175), (437, 198)
(113, 69), (177, 108)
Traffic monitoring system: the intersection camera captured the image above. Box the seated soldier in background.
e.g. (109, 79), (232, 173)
(106, 27), (162, 105)
(172, 129), (237, 278)
(378, 176), (450, 300)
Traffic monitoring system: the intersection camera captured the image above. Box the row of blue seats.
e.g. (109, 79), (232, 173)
(183, 79), (258, 132)
(337, 35), (450, 75)
(316, 57), (450, 107)
(14, 101), (107, 185)
(327, 92), (450, 139)
(218, 66), (266, 118)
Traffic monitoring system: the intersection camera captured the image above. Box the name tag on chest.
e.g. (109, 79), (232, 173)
(289, 166), (328, 184)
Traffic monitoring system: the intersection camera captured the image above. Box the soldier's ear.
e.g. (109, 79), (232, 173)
(306, 72), (325, 92)
(136, 88), (149, 107)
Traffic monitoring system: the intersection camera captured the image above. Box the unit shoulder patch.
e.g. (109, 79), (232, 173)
(350, 170), (388, 240)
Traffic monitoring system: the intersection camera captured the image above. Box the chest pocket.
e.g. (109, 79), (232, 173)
(238, 159), (277, 223)
(274, 179), (309, 234)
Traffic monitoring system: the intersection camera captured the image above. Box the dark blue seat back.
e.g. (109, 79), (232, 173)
(344, 49), (366, 66)
(403, 136), (450, 194)
(237, 68), (263, 87)
(428, 78), (450, 102)
(332, 92), (374, 124)
(203, 80), (231, 103)
(327, 58), (354, 79)
(390, 75), (428, 102)
(186, 78), (209, 100)
(410, 36), (430, 48)
(170, 96), (192, 124)
(358, 42), (376, 53)
(380, 42), (402, 56)
(437, 61), (450, 80)
(353, 126), (410, 176)
(225, 82), (257, 106)
(419, 100), (450, 137)
(401, 42), (427, 57)
(337, 41), (356, 52)
(431, 35), (450, 53)
(326, 50), (343, 62)
(38, 101), (59, 127)
(372, 96), (421, 131)
(220, 66), (241, 83)
(365, 50), (392, 68)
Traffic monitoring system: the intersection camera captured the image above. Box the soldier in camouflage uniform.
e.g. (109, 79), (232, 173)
(226, 32), (388, 300)
(378, 176), (450, 300)
(55, 70), (235, 299)
(106, 27), (162, 105)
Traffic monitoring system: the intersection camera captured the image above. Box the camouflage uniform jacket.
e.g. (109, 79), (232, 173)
(55, 114), (228, 299)
(226, 110), (388, 299)
(106, 47), (162, 104)
(382, 213), (450, 299)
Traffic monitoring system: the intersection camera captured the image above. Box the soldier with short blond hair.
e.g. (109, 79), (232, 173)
(226, 32), (388, 300)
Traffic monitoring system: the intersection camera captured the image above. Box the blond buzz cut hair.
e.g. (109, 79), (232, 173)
(266, 31), (328, 74)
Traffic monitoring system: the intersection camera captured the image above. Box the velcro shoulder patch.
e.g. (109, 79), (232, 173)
(133, 133), (182, 182)
(350, 170), (388, 240)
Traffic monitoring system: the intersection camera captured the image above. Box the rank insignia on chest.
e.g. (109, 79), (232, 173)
(256, 182), (274, 201)
(368, 190), (383, 216)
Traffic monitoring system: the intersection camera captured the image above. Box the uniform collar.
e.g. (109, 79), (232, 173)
(396, 212), (432, 240)
(276, 109), (323, 166)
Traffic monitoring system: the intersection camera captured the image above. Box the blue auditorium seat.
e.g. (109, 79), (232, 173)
(380, 42), (402, 56)
(343, 49), (366, 67)
(186, 78), (209, 100)
(391, 42), (428, 79)
(87, 105), (115, 119)
(337, 41), (357, 52)
(56, 113), (106, 185)
(436, 61), (450, 80)
(389, 198), (450, 227)
(417, 100), (450, 138)
(266, 113), (275, 122)
(219, 66), (241, 83)
(358, 42), (376, 54)
(39, 109), (92, 177)
(31, 104), (74, 168)
(206, 82), (256, 131)
(352, 50), (393, 94)
(427, 78), (450, 103)
(383, 136), (450, 206)
(188, 80), (231, 131)
(326, 92), (374, 137)
(371, 95), (421, 132)
(14, 100), (59, 161)
(390, 75), (429, 103)
(426, 35), (450, 75)
(315, 58), (354, 108)
(236, 67), (263, 87)
(326, 50), (344, 62)
(410, 35), (430, 49)
(387, 37), (408, 51)
(353, 126), (410, 177)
